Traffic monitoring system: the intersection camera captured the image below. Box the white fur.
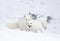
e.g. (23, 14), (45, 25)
(6, 14), (47, 33)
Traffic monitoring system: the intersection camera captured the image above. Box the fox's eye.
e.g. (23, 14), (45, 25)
(26, 19), (30, 21)
(30, 23), (32, 24)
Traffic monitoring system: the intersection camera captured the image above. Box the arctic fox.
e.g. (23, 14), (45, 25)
(6, 13), (52, 32)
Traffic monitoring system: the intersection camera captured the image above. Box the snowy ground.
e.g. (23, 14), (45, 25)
(0, 0), (60, 41)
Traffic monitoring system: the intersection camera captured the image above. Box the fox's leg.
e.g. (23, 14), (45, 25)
(6, 22), (19, 29)
(41, 20), (47, 30)
(38, 17), (47, 30)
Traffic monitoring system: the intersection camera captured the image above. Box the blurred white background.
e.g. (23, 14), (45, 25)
(0, 0), (60, 41)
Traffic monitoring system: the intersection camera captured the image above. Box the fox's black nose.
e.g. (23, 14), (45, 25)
(28, 25), (32, 28)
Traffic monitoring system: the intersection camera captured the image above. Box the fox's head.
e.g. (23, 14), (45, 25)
(23, 13), (36, 29)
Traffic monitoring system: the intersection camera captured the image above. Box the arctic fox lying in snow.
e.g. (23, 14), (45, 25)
(7, 13), (52, 33)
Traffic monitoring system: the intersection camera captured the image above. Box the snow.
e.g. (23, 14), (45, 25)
(0, 0), (60, 41)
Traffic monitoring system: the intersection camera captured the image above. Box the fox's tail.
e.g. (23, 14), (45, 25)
(6, 22), (18, 29)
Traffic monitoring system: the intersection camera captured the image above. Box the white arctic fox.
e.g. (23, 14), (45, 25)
(7, 13), (52, 32)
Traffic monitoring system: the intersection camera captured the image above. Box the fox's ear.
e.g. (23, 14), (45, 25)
(24, 15), (26, 18)
(29, 12), (31, 15)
